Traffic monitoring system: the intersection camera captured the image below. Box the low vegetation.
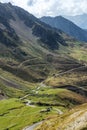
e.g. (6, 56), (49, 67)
(35, 103), (87, 130)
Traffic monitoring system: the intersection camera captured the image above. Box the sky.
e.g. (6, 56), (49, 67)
(1, 0), (87, 17)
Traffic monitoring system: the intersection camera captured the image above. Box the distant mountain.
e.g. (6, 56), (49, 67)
(40, 16), (87, 42)
(64, 13), (87, 29)
(85, 29), (87, 32)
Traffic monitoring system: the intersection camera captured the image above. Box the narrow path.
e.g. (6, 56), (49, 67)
(55, 65), (87, 77)
(23, 122), (43, 130)
(19, 94), (31, 100)
(18, 58), (39, 68)
(24, 63), (48, 69)
(0, 75), (21, 89)
(53, 108), (63, 115)
(25, 99), (35, 107)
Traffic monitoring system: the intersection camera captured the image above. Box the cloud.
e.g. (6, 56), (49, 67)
(1, 0), (87, 17)
(27, 0), (35, 6)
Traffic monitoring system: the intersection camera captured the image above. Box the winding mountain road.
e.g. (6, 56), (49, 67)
(55, 65), (87, 77)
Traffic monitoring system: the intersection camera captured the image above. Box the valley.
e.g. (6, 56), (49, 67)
(0, 2), (87, 130)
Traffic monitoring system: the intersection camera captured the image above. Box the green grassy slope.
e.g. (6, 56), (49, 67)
(0, 98), (65, 130)
(0, 98), (44, 130)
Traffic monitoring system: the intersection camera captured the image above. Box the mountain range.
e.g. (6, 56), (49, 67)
(64, 13), (87, 29)
(40, 16), (87, 42)
(0, 2), (69, 82)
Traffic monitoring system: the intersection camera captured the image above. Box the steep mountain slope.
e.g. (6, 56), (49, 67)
(0, 2), (82, 85)
(0, 2), (68, 83)
(64, 13), (87, 29)
(40, 16), (87, 42)
(0, 2), (66, 51)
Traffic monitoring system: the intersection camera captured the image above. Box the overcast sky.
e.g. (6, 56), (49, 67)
(1, 0), (87, 17)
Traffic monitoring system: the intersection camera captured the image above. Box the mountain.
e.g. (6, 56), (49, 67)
(40, 16), (87, 42)
(0, 2), (69, 83)
(0, 2), (67, 51)
(0, 3), (87, 130)
(64, 13), (87, 29)
(0, 2), (87, 100)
